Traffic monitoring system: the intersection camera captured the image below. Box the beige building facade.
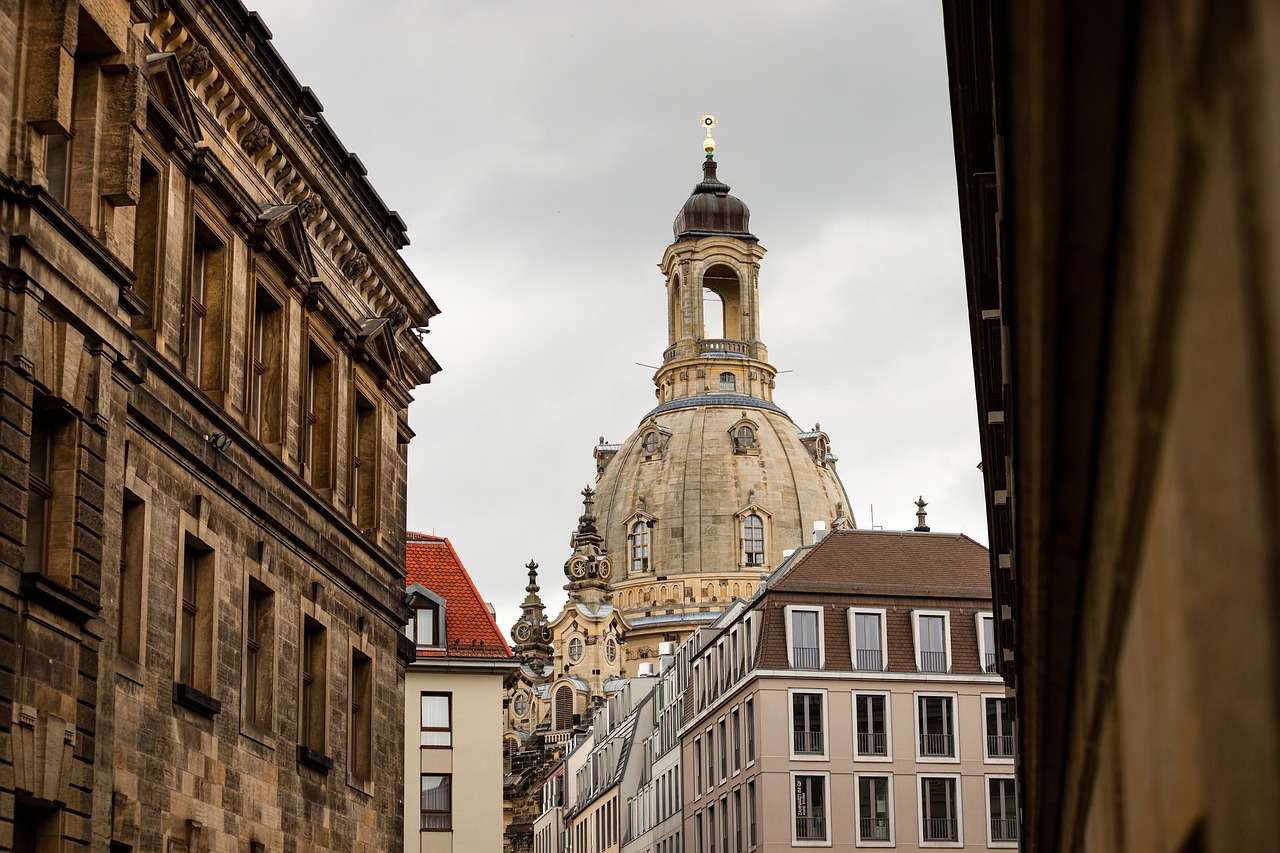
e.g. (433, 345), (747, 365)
(1, 1), (439, 850)
(680, 529), (1015, 851)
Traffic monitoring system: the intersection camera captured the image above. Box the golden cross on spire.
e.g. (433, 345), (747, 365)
(701, 114), (717, 157)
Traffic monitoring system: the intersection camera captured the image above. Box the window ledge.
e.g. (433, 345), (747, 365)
(297, 745), (334, 774)
(173, 682), (222, 717)
(240, 720), (276, 750)
(20, 571), (100, 624)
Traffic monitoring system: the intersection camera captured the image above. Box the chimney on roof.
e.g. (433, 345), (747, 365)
(812, 520), (827, 544)
(914, 496), (931, 532)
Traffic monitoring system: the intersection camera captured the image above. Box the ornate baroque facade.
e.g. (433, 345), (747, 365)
(1, 1), (438, 850)
(503, 132), (855, 852)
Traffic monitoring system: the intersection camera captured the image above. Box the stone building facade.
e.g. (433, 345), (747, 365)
(944, 1), (1280, 850)
(1, 1), (438, 850)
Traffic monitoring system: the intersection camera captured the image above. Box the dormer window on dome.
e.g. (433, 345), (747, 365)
(730, 415), (760, 455)
(639, 425), (672, 461)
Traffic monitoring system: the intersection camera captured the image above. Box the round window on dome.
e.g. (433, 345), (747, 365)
(568, 636), (584, 663)
(643, 431), (661, 454)
(513, 691), (529, 717)
(606, 638), (618, 663)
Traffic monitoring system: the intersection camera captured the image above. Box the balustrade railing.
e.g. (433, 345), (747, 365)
(922, 817), (958, 842)
(859, 818), (890, 841)
(919, 732), (955, 757)
(991, 818), (1019, 842)
(791, 646), (820, 669)
(855, 648), (883, 671)
(795, 817), (826, 840)
(919, 650), (947, 673)
(856, 731), (887, 756)
(984, 652), (999, 673)
(793, 730), (824, 754)
(987, 733), (1015, 758)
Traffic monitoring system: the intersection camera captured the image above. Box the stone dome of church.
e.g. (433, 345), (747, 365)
(672, 158), (755, 242)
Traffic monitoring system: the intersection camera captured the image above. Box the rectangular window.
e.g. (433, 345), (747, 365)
(708, 803), (716, 853)
(745, 699), (755, 763)
(988, 777), (1018, 843)
(350, 650), (372, 778)
(914, 611), (950, 673)
(693, 738), (703, 794)
(720, 795), (729, 853)
(731, 708), (741, 772)
(733, 789), (742, 852)
(979, 613), (999, 673)
(178, 537), (214, 694)
(857, 775), (892, 843)
(352, 392), (377, 528)
(118, 492), (145, 661)
(746, 780), (756, 846)
(188, 237), (209, 384)
(851, 609), (885, 671)
(792, 609), (819, 668)
(792, 774), (827, 842)
(706, 727), (715, 791)
(695, 812), (704, 853)
(303, 344), (334, 488)
(985, 697), (1014, 759)
(44, 132), (72, 206)
(132, 159), (161, 319)
(244, 581), (274, 728)
(920, 776), (959, 842)
(301, 617), (327, 753)
(421, 773), (452, 830)
(791, 691), (825, 756)
(918, 695), (956, 758)
(406, 603), (441, 647)
(24, 414), (54, 574)
(718, 719), (728, 780)
(855, 693), (889, 758)
(421, 693), (452, 746)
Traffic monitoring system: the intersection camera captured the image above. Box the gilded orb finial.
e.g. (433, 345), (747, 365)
(701, 114), (717, 158)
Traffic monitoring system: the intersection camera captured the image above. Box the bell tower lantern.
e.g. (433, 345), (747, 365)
(656, 117), (776, 406)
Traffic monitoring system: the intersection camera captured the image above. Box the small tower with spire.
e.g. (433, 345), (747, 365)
(509, 560), (552, 670)
(914, 496), (931, 532)
(563, 486), (614, 609)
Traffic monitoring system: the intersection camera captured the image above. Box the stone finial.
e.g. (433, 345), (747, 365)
(526, 560), (540, 594)
(240, 123), (271, 156)
(179, 44), (211, 80)
(914, 496), (930, 532)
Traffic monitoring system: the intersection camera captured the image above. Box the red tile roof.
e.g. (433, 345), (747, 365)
(772, 528), (992, 598)
(406, 532), (512, 658)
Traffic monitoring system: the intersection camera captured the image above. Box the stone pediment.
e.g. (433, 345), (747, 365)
(145, 53), (203, 149)
(352, 315), (408, 386)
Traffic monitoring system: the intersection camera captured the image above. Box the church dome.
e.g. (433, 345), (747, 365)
(673, 158), (755, 242)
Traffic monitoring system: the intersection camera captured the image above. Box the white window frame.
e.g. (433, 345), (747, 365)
(853, 771), (895, 847)
(975, 611), (998, 674)
(787, 688), (830, 761)
(706, 726), (715, 792)
(914, 691), (960, 764)
(983, 773), (1019, 848)
(789, 770), (832, 848)
(848, 607), (889, 672)
(852, 690), (893, 762)
(981, 693), (1015, 764)
(916, 772), (964, 848)
(784, 605), (825, 669)
(911, 609), (952, 673)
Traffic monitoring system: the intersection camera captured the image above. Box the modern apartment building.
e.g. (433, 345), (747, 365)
(404, 534), (516, 852)
(680, 528), (1015, 851)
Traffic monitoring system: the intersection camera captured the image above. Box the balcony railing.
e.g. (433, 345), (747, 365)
(987, 733), (1015, 758)
(919, 650), (947, 673)
(856, 731), (887, 756)
(919, 732), (955, 756)
(984, 652), (999, 673)
(795, 817), (827, 840)
(701, 338), (750, 356)
(793, 730), (824, 754)
(791, 646), (820, 668)
(855, 648), (883, 671)
(991, 818), (1019, 842)
(859, 817), (890, 841)
(922, 817), (958, 842)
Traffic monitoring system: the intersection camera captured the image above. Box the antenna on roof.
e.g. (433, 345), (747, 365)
(869, 504), (883, 531)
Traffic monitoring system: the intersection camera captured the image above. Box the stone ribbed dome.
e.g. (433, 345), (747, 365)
(672, 159), (755, 242)
(592, 399), (850, 641)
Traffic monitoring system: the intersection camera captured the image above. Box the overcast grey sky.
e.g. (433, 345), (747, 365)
(247, 0), (984, 639)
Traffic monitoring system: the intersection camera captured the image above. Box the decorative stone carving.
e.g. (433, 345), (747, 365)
(240, 124), (271, 156)
(342, 252), (369, 279)
(179, 44), (211, 80)
(298, 193), (324, 221)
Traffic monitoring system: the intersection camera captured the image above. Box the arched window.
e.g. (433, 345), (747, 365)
(742, 514), (765, 566)
(605, 637), (618, 663)
(555, 685), (573, 730)
(733, 425), (757, 453)
(719, 372), (736, 391)
(629, 520), (651, 572)
(568, 636), (584, 663)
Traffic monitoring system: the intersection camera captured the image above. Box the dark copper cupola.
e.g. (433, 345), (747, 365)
(672, 158), (756, 242)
